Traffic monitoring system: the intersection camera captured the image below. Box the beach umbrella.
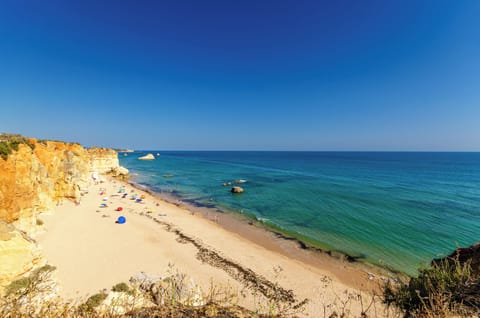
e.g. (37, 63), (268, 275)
(116, 216), (126, 224)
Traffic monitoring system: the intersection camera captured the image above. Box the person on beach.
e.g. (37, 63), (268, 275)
(92, 172), (99, 185)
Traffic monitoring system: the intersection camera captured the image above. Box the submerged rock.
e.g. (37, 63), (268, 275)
(231, 186), (244, 194)
(138, 153), (155, 160)
(235, 179), (247, 184)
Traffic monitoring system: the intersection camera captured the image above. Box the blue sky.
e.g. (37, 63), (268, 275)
(0, 0), (479, 150)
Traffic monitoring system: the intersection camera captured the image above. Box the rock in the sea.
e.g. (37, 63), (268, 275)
(235, 179), (247, 184)
(138, 153), (155, 160)
(231, 186), (244, 194)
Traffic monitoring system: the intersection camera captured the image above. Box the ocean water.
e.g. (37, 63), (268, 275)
(119, 152), (480, 275)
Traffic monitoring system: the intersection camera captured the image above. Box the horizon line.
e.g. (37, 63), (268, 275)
(114, 149), (480, 153)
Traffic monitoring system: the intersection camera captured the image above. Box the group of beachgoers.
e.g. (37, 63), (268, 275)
(96, 183), (151, 224)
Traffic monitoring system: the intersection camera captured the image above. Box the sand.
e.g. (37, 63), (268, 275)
(37, 176), (388, 317)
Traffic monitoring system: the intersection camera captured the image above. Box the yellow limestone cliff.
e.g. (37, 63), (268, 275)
(0, 138), (125, 287)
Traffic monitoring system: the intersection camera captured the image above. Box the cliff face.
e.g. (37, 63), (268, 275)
(0, 138), (122, 287)
(0, 140), (119, 225)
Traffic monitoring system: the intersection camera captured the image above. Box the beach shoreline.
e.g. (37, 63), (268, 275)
(128, 179), (398, 289)
(37, 174), (390, 316)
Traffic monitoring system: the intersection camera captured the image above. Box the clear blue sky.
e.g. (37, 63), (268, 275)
(0, 0), (479, 150)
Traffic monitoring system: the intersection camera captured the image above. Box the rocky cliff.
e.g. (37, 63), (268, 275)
(0, 137), (125, 287)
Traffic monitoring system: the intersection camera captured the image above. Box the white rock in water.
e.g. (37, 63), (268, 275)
(231, 186), (244, 193)
(138, 153), (155, 160)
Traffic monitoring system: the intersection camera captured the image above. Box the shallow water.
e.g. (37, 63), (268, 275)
(120, 151), (480, 275)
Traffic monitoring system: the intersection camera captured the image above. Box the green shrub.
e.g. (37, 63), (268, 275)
(9, 140), (20, 151)
(33, 264), (56, 277)
(5, 277), (31, 296)
(0, 142), (9, 160)
(0, 133), (35, 160)
(4, 264), (56, 296)
(85, 292), (108, 309)
(384, 256), (479, 316)
(111, 282), (133, 295)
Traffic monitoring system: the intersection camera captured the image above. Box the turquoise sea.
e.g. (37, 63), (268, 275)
(119, 152), (480, 275)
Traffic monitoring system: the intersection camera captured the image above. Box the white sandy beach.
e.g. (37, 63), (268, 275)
(37, 176), (386, 316)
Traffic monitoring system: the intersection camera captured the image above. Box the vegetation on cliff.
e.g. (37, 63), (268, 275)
(384, 244), (480, 317)
(0, 133), (35, 160)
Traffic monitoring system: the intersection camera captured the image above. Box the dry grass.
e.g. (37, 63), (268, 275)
(7, 258), (478, 318)
(0, 263), (309, 318)
(383, 255), (479, 317)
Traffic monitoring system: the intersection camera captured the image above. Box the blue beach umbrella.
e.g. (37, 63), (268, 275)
(116, 216), (126, 224)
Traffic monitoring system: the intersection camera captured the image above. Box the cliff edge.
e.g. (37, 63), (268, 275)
(0, 135), (125, 287)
